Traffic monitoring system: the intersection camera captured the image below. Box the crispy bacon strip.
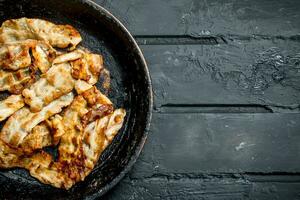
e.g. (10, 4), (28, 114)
(30, 41), (57, 73)
(0, 124), (53, 169)
(0, 18), (126, 190)
(103, 108), (126, 142)
(0, 92), (74, 147)
(0, 87), (126, 189)
(70, 51), (103, 85)
(82, 108), (126, 171)
(81, 86), (112, 106)
(53, 50), (104, 85)
(0, 40), (56, 73)
(0, 18), (82, 49)
(74, 80), (93, 94)
(22, 152), (72, 188)
(20, 87), (125, 189)
(0, 68), (32, 94)
(22, 108), (125, 189)
(19, 123), (52, 154)
(57, 88), (113, 161)
(52, 50), (83, 64)
(0, 41), (31, 70)
(23, 50), (104, 112)
(22, 63), (75, 112)
(0, 139), (21, 168)
(55, 95), (89, 156)
(0, 94), (24, 122)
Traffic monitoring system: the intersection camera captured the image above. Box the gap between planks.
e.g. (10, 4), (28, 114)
(134, 35), (220, 45)
(127, 172), (300, 183)
(134, 34), (300, 45)
(155, 104), (300, 114)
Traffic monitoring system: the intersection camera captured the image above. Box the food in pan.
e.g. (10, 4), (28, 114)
(0, 67), (33, 94)
(0, 40), (56, 72)
(22, 49), (103, 112)
(0, 94), (24, 122)
(0, 18), (126, 189)
(1, 93), (74, 147)
(0, 18), (82, 49)
(22, 63), (75, 112)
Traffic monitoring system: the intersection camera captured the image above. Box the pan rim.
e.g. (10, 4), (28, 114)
(81, 0), (153, 198)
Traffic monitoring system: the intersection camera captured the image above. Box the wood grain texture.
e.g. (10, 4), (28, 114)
(90, 1), (300, 199)
(126, 113), (300, 176)
(142, 39), (300, 110)
(94, 0), (300, 36)
(103, 112), (300, 199)
(105, 175), (300, 200)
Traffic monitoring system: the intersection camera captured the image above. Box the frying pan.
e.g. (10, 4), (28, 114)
(0, 0), (153, 199)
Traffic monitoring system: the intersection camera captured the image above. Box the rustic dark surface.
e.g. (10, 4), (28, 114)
(91, 0), (300, 199)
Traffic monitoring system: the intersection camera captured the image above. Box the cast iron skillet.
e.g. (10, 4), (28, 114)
(0, 0), (152, 199)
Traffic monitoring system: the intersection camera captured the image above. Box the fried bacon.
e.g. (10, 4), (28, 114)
(52, 50), (82, 64)
(20, 87), (125, 189)
(19, 123), (52, 154)
(0, 93), (74, 147)
(82, 108), (126, 168)
(0, 87), (125, 190)
(0, 41), (31, 70)
(56, 95), (89, 157)
(81, 86), (112, 106)
(0, 139), (21, 168)
(0, 40), (56, 73)
(0, 94), (24, 122)
(30, 41), (57, 73)
(0, 18), (82, 49)
(0, 68), (32, 94)
(22, 63), (75, 112)
(22, 50), (104, 112)
(22, 152), (71, 188)
(54, 49), (104, 85)
(22, 108), (125, 189)
(81, 104), (113, 127)
(70, 51), (103, 85)
(0, 18), (126, 191)
(74, 80), (93, 94)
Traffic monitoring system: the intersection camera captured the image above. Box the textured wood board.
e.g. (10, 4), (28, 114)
(142, 39), (300, 109)
(127, 113), (300, 176)
(105, 175), (300, 200)
(91, 0), (300, 199)
(95, 0), (300, 36)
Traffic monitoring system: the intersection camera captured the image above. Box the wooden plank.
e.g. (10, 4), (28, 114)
(127, 113), (300, 177)
(249, 182), (300, 200)
(94, 0), (300, 36)
(140, 39), (300, 109)
(106, 175), (251, 200)
(105, 175), (300, 200)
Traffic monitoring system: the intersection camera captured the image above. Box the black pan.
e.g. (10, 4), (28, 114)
(0, 0), (153, 199)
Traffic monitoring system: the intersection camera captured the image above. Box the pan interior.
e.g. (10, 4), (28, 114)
(0, 0), (151, 199)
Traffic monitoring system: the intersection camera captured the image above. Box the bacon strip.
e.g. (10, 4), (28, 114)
(19, 123), (52, 154)
(0, 18), (127, 190)
(22, 108), (125, 189)
(53, 50), (104, 85)
(0, 68), (32, 94)
(21, 88), (125, 189)
(22, 50), (104, 112)
(0, 18), (82, 49)
(0, 94), (24, 122)
(0, 92), (74, 147)
(22, 63), (75, 112)
(0, 40), (56, 73)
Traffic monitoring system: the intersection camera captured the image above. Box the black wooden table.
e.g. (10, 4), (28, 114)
(93, 0), (300, 199)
